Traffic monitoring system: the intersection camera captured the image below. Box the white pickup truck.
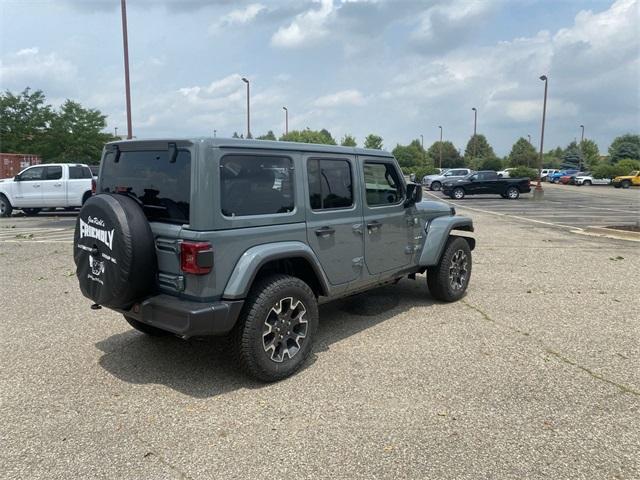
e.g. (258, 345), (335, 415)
(0, 163), (95, 217)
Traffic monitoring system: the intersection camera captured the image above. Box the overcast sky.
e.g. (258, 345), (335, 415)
(1, 0), (638, 155)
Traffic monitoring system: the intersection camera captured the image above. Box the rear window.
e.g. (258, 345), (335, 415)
(100, 149), (191, 224)
(69, 166), (93, 179)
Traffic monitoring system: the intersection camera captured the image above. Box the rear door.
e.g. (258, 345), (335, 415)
(14, 165), (45, 207)
(40, 165), (65, 205)
(304, 155), (363, 285)
(67, 165), (93, 206)
(361, 158), (412, 275)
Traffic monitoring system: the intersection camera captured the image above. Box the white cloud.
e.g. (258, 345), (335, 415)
(271, 0), (335, 48)
(313, 89), (366, 107)
(0, 48), (78, 94)
(209, 3), (266, 34)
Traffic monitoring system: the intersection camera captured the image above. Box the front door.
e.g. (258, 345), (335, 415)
(305, 156), (364, 285)
(361, 159), (412, 275)
(14, 165), (45, 207)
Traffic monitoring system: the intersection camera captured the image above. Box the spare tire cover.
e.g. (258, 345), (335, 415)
(74, 194), (157, 309)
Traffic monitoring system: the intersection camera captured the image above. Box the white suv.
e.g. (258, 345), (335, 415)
(422, 168), (473, 191)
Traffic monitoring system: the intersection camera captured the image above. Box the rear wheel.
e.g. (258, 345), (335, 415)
(452, 187), (465, 199)
(506, 186), (520, 199)
(430, 181), (442, 191)
(124, 316), (170, 336)
(234, 274), (318, 382)
(0, 194), (12, 218)
(22, 208), (41, 216)
(427, 236), (472, 302)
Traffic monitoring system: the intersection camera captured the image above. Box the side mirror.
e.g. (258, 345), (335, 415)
(404, 182), (422, 207)
(14, 175), (21, 181)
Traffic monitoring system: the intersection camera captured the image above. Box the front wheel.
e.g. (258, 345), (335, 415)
(583, 180), (592, 186)
(452, 187), (465, 199)
(234, 274), (318, 382)
(621, 180), (631, 189)
(505, 186), (520, 199)
(430, 181), (442, 191)
(0, 194), (12, 218)
(427, 236), (472, 302)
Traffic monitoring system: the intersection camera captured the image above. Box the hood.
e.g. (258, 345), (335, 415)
(415, 200), (451, 216)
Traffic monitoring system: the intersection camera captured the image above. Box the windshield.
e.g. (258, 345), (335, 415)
(100, 149), (191, 224)
(629, 171), (639, 176)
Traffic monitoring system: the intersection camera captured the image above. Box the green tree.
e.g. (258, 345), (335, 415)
(542, 146), (563, 168)
(579, 138), (600, 169)
(392, 139), (427, 170)
(363, 134), (383, 150)
(340, 134), (357, 147)
(279, 128), (336, 145)
(426, 141), (463, 168)
(232, 131), (240, 138)
(608, 134), (640, 162)
(464, 134), (495, 163)
(507, 166), (538, 180)
(257, 130), (277, 140)
(42, 100), (113, 163)
(479, 157), (503, 171)
(508, 137), (538, 167)
(561, 141), (581, 169)
(0, 87), (54, 154)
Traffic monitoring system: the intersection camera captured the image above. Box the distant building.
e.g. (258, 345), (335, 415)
(0, 153), (42, 179)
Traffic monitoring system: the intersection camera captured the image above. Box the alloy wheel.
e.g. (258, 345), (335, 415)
(262, 297), (308, 363)
(507, 188), (519, 199)
(449, 249), (468, 291)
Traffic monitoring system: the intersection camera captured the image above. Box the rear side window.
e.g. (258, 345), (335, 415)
(100, 149), (191, 224)
(308, 158), (353, 210)
(45, 166), (62, 180)
(69, 166), (92, 179)
(363, 162), (404, 206)
(220, 155), (294, 217)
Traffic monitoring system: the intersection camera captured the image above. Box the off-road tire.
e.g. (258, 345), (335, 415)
(505, 186), (520, 199)
(22, 208), (41, 216)
(427, 236), (472, 302)
(234, 274), (318, 382)
(0, 194), (12, 217)
(452, 187), (465, 199)
(430, 181), (442, 191)
(124, 315), (170, 336)
(621, 180), (631, 189)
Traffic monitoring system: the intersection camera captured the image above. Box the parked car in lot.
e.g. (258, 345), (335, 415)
(0, 163), (95, 217)
(541, 169), (559, 181)
(73, 138), (476, 381)
(559, 171), (584, 184)
(548, 169), (579, 184)
(441, 170), (531, 199)
(574, 173), (611, 186)
(497, 168), (514, 178)
(422, 168), (473, 191)
(612, 170), (640, 189)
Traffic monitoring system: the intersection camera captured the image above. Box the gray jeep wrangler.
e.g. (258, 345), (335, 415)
(74, 138), (474, 381)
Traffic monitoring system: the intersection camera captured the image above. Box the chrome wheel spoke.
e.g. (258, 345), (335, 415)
(263, 296), (308, 363)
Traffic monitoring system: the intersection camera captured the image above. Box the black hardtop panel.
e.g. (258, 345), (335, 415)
(107, 137), (393, 158)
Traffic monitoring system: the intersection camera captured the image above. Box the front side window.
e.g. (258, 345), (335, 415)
(20, 166), (45, 181)
(308, 158), (353, 210)
(221, 155), (294, 217)
(45, 166), (62, 180)
(364, 162), (403, 206)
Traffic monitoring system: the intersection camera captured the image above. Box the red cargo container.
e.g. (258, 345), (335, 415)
(0, 153), (42, 179)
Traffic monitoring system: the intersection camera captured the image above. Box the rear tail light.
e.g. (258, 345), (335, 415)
(91, 178), (96, 194)
(180, 241), (213, 275)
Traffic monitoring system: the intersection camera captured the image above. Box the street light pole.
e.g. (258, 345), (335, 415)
(534, 75), (548, 200)
(120, 0), (133, 139)
(241, 77), (251, 139)
(438, 125), (443, 169)
(528, 134), (531, 144)
(420, 134), (425, 163)
(283, 107), (288, 135)
(579, 124), (585, 171)
(114, 126), (118, 137)
(214, 129), (217, 138)
(471, 107), (477, 160)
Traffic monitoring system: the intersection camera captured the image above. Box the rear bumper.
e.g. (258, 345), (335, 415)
(117, 294), (244, 338)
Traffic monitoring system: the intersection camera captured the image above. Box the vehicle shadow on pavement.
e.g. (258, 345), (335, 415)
(95, 277), (437, 398)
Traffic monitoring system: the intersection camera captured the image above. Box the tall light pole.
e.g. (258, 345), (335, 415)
(114, 126), (118, 138)
(579, 124), (585, 171)
(283, 106), (288, 135)
(213, 129), (217, 138)
(534, 75), (548, 200)
(471, 107), (477, 160)
(420, 134), (425, 163)
(527, 134), (531, 144)
(438, 125), (443, 169)
(241, 77), (251, 139)
(120, 0), (133, 139)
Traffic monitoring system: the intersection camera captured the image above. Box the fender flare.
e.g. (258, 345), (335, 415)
(419, 216), (475, 266)
(223, 241), (331, 300)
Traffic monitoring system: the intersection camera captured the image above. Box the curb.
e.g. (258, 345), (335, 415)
(578, 226), (640, 243)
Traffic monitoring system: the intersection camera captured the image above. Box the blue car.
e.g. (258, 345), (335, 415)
(548, 169), (579, 183)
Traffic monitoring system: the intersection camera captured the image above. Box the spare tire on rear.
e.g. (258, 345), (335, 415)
(74, 194), (157, 310)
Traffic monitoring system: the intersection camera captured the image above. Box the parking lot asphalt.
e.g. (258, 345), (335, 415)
(1, 191), (639, 479)
(425, 182), (640, 229)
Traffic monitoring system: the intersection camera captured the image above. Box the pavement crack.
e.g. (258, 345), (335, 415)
(136, 435), (196, 480)
(461, 300), (639, 397)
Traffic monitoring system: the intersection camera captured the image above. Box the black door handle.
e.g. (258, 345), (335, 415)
(315, 226), (335, 237)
